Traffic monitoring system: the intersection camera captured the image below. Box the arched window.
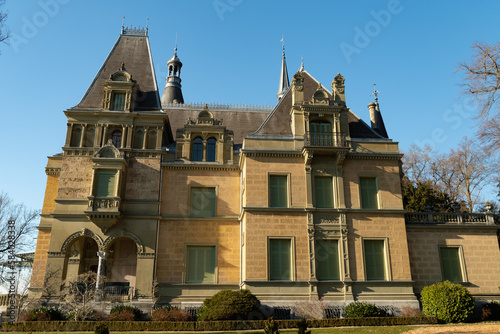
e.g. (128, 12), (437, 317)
(192, 137), (203, 161)
(309, 120), (332, 146)
(70, 126), (82, 147)
(206, 138), (216, 162)
(112, 131), (122, 148)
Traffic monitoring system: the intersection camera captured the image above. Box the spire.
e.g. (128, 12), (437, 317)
(367, 84), (388, 138)
(300, 56), (304, 72)
(161, 37), (184, 104)
(277, 35), (290, 101)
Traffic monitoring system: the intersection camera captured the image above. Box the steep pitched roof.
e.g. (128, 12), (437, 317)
(253, 70), (383, 139)
(76, 33), (161, 111)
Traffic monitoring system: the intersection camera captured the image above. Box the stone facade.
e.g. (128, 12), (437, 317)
(30, 29), (500, 314)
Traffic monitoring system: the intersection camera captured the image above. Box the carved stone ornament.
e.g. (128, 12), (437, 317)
(333, 73), (345, 89)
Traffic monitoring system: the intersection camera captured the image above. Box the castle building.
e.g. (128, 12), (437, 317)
(30, 27), (500, 315)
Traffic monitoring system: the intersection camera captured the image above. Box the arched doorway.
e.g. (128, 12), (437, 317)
(105, 237), (137, 296)
(63, 236), (99, 283)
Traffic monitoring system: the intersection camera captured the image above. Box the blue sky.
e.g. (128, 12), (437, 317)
(1, 0), (499, 212)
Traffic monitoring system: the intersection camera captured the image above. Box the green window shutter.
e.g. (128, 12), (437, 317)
(186, 246), (215, 283)
(96, 170), (116, 197)
(269, 175), (288, 207)
(360, 177), (378, 209)
(440, 247), (463, 282)
(113, 93), (126, 111)
(364, 240), (386, 280)
(315, 177), (334, 208)
(269, 239), (291, 280)
(190, 188), (216, 217)
(316, 240), (340, 280)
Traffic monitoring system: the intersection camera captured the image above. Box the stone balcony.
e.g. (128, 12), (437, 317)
(85, 196), (121, 232)
(304, 131), (349, 148)
(405, 212), (496, 225)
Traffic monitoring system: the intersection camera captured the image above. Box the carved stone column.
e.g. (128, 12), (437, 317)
(142, 127), (149, 149)
(340, 227), (353, 301)
(304, 150), (314, 208)
(79, 124), (86, 148)
(307, 213), (319, 300)
(96, 251), (107, 292)
(65, 123), (73, 147)
(126, 125), (133, 148)
(336, 153), (346, 208)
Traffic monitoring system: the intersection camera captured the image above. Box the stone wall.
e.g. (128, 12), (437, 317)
(57, 156), (93, 199)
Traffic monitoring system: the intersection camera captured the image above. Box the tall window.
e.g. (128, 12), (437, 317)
(147, 131), (157, 149)
(440, 247), (464, 282)
(96, 170), (116, 197)
(315, 176), (334, 208)
(316, 240), (340, 280)
(84, 126), (95, 147)
(360, 177), (378, 209)
(112, 131), (122, 148)
(192, 137), (203, 162)
(112, 93), (126, 111)
(190, 187), (216, 217)
(309, 121), (333, 146)
(186, 246), (216, 283)
(206, 138), (216, 162)
(70, 126), (81, 147)
(269, 175), (288, 208)
(133, 129), (144, 149)
(269, 238), (292, 280)
(364, 239), (386, 280)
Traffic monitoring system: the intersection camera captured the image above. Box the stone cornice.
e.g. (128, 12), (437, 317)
(36, 225), (52, 231)
(242, 149), (303, 158)
(161, 163), (239, 171)
(160, 216), (239, 221)
(347, 152), (403, 160)
(45, 167), (61, 176)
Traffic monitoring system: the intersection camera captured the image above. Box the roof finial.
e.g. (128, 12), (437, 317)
(280, 34), (285, 56)
(372, 83), (380, 103)
(300, 56), (304, 72)
(121, 16), (125, 34)
(175, 32), (178, 55)
(146, 17), (149, 35)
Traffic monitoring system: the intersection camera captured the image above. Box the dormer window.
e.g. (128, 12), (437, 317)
(206, 138), (216, 162)
(112, 92), (126, 111)
(102, 64), (138, 112)
(309, 120), (333, 146)
(192, 137), (203, 161)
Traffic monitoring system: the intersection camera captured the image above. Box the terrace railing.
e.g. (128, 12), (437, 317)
(405, 212), (495, 225)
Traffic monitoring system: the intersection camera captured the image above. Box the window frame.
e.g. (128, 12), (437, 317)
(359, 176), (379, 209)
(206, 137), (217, 162)
(267, 237), (295, 281)
(268, 173), (290, 208)
(192, 137), (203, 162)
(315, 239), (341, 281)
(184, 244), (217, 284)
(189, 186), (217, 217)
(111, 92), (126, 111)
(439, 245), (467, 283)
(94, 169), (117, 198)
(314, 175), (335, 208)
(362, 238), (391, 281)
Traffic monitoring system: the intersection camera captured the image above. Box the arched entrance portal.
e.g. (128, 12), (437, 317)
(63, 236), (99, 283)
(105, 237), (137, 296)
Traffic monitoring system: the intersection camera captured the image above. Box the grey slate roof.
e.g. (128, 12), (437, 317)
(76, 34), (161, 111)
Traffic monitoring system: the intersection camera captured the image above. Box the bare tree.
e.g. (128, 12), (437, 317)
(402, 144), (436, 184)
(0, 192), (39, 284)
(0, 0), (8, 45)
(447, 137), (496, 212)
(60, 271), (105, 321)
(458, 42), (500, 121)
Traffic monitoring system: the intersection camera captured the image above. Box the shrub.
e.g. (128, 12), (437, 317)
(297, 319), (310, 334)
(480, 302), (500, 321)
(197, 289), (262, 321)
(67, 308), (108, 321)
(264, 317), (279, 334)
(151, 307), (191, 321)
(345, 302), (381, 318)
(420, 280), (475, 323)
(109, 304), (142, 321)
(94, 323), (109, 334)
(24, 306), (65, 321)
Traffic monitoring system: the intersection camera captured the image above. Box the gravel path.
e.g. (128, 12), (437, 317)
(403, 323), (500, 333)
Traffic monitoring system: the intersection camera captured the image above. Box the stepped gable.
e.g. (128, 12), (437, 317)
(76, 33), (161, 111)
(254, 70), (383, 139)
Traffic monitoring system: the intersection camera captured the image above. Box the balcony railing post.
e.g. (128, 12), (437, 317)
(457, 213), (463, 224)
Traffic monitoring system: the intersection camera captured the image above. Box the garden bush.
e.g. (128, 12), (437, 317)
(23, 306), (65, 321)
(420, 280), (475, 323)
(151, 306), (191, 321)
(263, 317), (279, 334)
(345, 301), (381, 318)
(297, 319), (310, 334)
(109, 304), (142, 321)
(479, 301), (500, 321)
(94, 323), (109, 334)
(197, 289), (262, 321)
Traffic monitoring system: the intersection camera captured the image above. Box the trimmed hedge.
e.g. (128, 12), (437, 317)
(2, 316), (438, 332)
